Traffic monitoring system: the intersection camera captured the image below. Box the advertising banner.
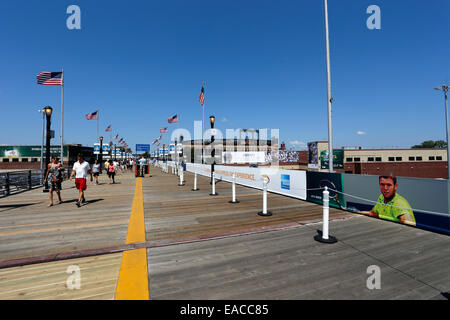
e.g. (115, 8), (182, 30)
(221, 151), (265, 164)
(186, 163), (307, 200)
(342, 174), (450, 234)
(320, 149), (344, 169)
(93, 143), (100, 155)
(169, 144), (175, 154)
(307, 142), (319, 169)
(306, 172), (346, 210)
(102, 144), (110, 155)
(0, 145), (67, 158)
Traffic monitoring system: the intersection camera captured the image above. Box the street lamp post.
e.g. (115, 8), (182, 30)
(435, 85), (449, 179)
(43, 106), (53, 193)
(99, 136), (104, 173)
(209, 115), (215, 185)
(114, 144), (117, 161)
(38, 108), (46, 185)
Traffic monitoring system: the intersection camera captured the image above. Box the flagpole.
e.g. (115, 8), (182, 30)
(97, 110), (99, 143)
(61, 68), (64, 166)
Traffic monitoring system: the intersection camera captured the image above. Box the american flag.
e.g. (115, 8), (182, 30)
(113, 134), (119, 140)
(85, 111), (98, 120)
(119, 138), (123, 143)
(152, 135), (162, 144)
(199, 84), (205, 106)
(168, 114), (178, 123)
(37, 71), (63, 85)
(105, 125), (111, 132)
(160, 127), (168, 133)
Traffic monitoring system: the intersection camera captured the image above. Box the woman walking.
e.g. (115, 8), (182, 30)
(108, 161), (116, 184)
(44, 156), (63, 207)
(92, 159), (101, 185)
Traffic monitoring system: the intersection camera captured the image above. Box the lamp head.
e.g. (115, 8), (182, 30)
(44, 106), (53, 116)
(100, 136), (103, 142)
(209, 115), (215, 127)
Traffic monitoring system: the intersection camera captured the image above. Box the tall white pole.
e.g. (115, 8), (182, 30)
(60, 69), (64, 166)
(444, 87), (449, 180)
(324, 0), (334, 173)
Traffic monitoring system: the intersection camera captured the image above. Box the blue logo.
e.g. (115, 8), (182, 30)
(281, 174), (290, 190)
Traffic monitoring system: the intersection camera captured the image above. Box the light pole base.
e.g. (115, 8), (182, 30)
(192, 188), (199, 191)
(257, 211), (272, 217)
(229, 200), (240, 204)
(209, 193), (219, 196)
(314, 230), (338, 244)
(178, 184), (185, 186)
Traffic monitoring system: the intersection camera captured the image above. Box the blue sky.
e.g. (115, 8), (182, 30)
(0, 0), (449, 151)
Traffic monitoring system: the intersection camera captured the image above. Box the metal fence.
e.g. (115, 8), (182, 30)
(0, 167), (71, 197)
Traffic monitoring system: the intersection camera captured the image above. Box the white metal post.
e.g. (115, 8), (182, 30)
(314, 186), (337, 243)
(210, 172), (218, 196)
(229, 172), (239, 203)
(178, 166), (184, 186)
(257, 177), (272, 216)
(322, 186), (329, 240)
(192, 172), (199, 191)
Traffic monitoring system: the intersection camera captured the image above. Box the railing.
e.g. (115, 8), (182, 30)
(0, 167), (71, 197)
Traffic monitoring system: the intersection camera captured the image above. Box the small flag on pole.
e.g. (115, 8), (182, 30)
(199, 84), (205, 106)
(37, 72), (63, 85)
(113, 134), (119, 140)
(105, 125), (112, 132)
(85, 111), (98, 120)
(152, 136), (162, 144)
(160, 127), (168, 133)
(168, 114), (178, 123)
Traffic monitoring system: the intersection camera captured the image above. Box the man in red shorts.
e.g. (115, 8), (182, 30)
(69, 153), (93, 207)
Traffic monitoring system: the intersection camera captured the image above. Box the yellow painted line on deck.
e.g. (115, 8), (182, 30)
(115, 178), (149, 300)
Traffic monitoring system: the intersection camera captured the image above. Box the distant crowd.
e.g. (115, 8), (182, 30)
(265, 150), (300, 163)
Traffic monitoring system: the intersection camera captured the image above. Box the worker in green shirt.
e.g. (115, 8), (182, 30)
(364, 176), (416, 226)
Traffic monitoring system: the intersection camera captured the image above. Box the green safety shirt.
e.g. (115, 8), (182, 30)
(372, 193), (416, 225)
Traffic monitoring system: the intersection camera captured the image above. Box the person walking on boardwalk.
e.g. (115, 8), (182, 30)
(44, 156), (64, 207)
(104, 159), (111, 184)
(107, 160), (116, 184)
(69, 153), (93, 207)
(92, 159), (101, 185)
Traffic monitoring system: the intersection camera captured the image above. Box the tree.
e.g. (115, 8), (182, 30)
(412, 140), (447, 149)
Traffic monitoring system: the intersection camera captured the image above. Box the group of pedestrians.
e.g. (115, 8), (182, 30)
(45, 153), (131, 208)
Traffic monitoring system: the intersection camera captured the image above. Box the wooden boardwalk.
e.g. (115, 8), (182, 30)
(0, 166), (449, 300)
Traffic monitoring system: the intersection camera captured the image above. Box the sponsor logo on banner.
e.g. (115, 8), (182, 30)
(281, 174), (290, 190)
(5, 149), (19, 157)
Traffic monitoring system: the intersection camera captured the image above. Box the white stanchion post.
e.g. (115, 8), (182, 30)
(323, 187), (329, 239)
(209, 172), (218, 196)
(178, 166), (184, 186)
(229, 172), (239, 203)
(257, 176), (272, 216)
(314, 186), (337, 243)
(192, 172), (199, 191)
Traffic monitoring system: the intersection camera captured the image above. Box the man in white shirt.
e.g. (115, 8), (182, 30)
(69, 153), (93, 207)
(139, 155), (146, 177)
